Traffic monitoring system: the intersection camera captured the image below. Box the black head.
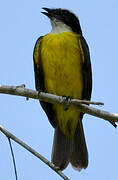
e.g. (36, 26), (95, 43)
(42, 8), (82, 35)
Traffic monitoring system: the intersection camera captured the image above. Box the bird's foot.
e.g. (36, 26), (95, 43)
(62, 96), (72, 111)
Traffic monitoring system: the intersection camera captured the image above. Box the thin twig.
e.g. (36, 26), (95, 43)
(8, 138), (18, 180)
(0, 125), (69, 180)
(0, 85), (117, 126)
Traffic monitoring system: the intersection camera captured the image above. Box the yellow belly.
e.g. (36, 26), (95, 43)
(41, 32), (83, 138)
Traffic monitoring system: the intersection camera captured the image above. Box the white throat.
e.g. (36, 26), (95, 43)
(50, 19), (72, 34)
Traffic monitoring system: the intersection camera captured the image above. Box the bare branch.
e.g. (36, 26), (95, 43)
(0, 125), (69, 180)
(0, 85), (117, 126)
(0, 85), (103, 105)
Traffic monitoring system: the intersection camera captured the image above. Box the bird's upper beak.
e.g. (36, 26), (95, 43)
(41, 8), (54, 18)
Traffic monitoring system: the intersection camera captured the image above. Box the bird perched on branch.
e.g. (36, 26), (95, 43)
(33, 8), (92, 171)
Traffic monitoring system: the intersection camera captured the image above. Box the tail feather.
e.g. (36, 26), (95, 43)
(51, 126), (71, 170)
(70, 120), (88, 170)
(51, 120), (88, 171)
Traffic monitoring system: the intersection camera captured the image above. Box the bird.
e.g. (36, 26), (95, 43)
(33, 8), (92, 171)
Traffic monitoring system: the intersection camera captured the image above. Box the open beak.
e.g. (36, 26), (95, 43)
(41, 8), (52, 18)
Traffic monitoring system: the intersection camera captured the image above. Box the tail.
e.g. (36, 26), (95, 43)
(51, 121), (88, 171)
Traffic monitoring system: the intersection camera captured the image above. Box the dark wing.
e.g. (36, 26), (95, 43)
(78, 35), (92, 120)
(33, 36), (44, 91)
(33, 36), (57, 128)
(80, 35), (92, 101)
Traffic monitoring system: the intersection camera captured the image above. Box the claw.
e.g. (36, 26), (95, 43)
(62, 96), (72, 111)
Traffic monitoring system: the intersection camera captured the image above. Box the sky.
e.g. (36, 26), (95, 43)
(0, 0), (118, 180)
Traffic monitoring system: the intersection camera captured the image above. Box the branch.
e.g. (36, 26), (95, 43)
(0, 85), (117, 126)
(0, 85), (103, 105)
(0, 125), (69, 180)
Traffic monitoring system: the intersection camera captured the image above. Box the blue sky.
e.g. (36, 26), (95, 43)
(0, 0), (118, 180)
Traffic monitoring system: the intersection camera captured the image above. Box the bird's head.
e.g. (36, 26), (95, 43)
(42, 8), (82, 34)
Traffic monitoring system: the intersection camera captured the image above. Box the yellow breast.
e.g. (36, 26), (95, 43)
(41, 32), (84, 137)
